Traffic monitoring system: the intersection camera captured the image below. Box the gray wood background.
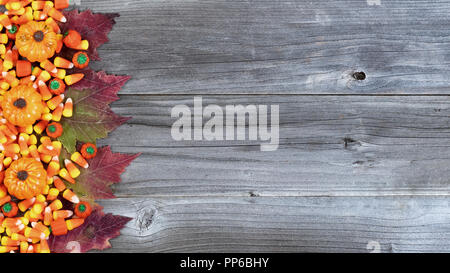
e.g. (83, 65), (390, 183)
(80, 0), (450, 252)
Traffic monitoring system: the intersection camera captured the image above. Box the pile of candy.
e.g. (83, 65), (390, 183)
(0, 0), (98, 253)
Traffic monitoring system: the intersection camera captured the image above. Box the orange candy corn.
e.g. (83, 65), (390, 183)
(2, 218), (24, 230)
(46, 159), (60, 178)
(31, 1), (46, 10)
(48, 7), (65, 22)
(2, 72), (19, 88)
(0, 184), (8, 198)
(40, 59), (57, 74)
(33, 120), (48, 135)
(71, 152), (89, 169)
(0, 195), (11, 206)
(53, 209), (73, 220)
(1, 236), (19, 246)
(51, 67), (66, 80)
(56, 36), (63, 53)
(43, 206), (52, 226)
(62, 189), (79, 203)
(18, 197), (35, 212)
(39, 239), (50, 253)
(46, 188), (58, 201)
(64, 159), (80, 178)
(19, 241), (28, 253)
(54, 56), (73, 69)
(24, 227), (46, 240)
(45, 17), (60, 34)
(54, 0), (69, 10)
(18, 133), (29, 156)
(48, 199), (62, 211)
(0, 14), (12, 30)
(47, 93), (64, 110)
(59, 168), (75, 184)
(66, 218), (84, 231)
(62, 97), (73, 117)
(12, 233), (29, 242)
(3, 49), (13, 70)
(0, 246), (18, 253)
(28, 145), (41, 162)
(53, 176), (66, 191)
(64, 73), (84, 86)
(32, 222), (50, 236)
(51, 103), (63, 122)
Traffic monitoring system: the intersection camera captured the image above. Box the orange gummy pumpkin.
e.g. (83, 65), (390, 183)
(1, 85), (44, 127)
(15, 21), (57, 62)
(4, 158), (47, 200)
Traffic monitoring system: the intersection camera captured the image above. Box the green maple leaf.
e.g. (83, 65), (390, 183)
(58, 71), (131, 153)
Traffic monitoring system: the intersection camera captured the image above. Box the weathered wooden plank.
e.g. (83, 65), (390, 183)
(78, 0), (450, 95)
(96, 196), (450, 253)
(96, 95), (450, 197)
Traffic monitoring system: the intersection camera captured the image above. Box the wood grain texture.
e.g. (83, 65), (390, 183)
(96, 196), (450, 253)
(100, 95), (450, 197)
(71, 0), (450, 252)
(80, 0), (450, 95)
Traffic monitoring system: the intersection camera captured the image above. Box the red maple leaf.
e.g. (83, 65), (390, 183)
(58, 70), (131, 153)
(68, 146), (141, 201)
(72, 69), (131, 97)
(48, 210), (132, 253)
(61, 9), (119, 60)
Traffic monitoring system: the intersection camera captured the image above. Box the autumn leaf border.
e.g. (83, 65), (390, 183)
(48, 9), (139, 253)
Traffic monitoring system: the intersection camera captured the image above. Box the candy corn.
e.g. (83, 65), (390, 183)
(48, 7), (65, 22)
(54, 56), (73, 69)
(62, 189), (79, 203)
(58, 168), (75, 184)
(66, 218), (84, 231)
(48, 199), (62, 211)
(54, 0), (69, 10)
(71, 152), (89, 169)
(0, 0), (113, 253)
(51, 103), (63, 121)
(18, 197), (35, 212)
(47, 93), (64, 110)
(64, 159), (80, 178)
(52, 209), (72, 220)
(64, 73), (84, 85)
(62, 97), (73, 117)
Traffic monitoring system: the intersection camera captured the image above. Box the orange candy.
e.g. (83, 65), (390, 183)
(16, 60), (31, 77)
(74, 201), (92, 218)
(0, 0), (101, 253)
(50, 218), (67, 236)
(4, 157), (47, 199)
(46, 122), (63, 138)
(2, 201), (18, 217)
(81, 143), (97, 159)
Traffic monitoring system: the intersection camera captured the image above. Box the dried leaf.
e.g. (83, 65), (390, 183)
(48, 209), (132, 253)
(58, 70), (131, 153)
(67, 146), (140, 201)
(61, 9), (119, 60)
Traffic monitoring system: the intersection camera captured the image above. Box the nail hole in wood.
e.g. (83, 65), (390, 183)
(352, 71), (366, 81)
